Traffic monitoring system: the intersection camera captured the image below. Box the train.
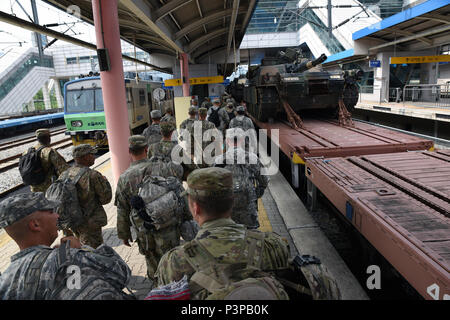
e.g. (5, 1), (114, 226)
(0, 112), (64, 137)
(63, 76), (173, 149)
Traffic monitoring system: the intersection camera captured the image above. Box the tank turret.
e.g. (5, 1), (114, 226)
(241, 47), (362, 122)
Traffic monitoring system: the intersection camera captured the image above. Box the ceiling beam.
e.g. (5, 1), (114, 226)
(415, 13), (450, 25)
(174, 8), (246, 41)
(120, 0), (185, 55)
(223, 0), (240, 73)
(390, 27), (433, 46)
(187, 26), (241, 54)
(0, 10), (171, 73)
(155, 0), (193, 22)
(369, 24), (450, 51)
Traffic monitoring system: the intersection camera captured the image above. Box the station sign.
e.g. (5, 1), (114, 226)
(369, 60), (381, 68)
(164, 75), (224, 87)
(390, 55), (450, 64)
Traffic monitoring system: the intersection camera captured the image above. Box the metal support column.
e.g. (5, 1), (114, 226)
(179, 52), (190, 97)
(42, 81), (51, 110)
(92, 0), (131, 184)
(30, 0), (43, 59)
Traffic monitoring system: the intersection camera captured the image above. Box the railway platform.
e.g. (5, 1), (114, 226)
(0, 151), (368, 300)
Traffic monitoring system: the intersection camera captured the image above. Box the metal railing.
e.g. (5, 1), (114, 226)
(403, 84), (450, 109)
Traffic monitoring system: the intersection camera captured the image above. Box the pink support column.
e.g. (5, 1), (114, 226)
(179, 53), (190, 97)
(92, 0), (130, 184)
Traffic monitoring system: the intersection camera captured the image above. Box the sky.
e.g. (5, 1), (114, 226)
(0, 0), (98, 54)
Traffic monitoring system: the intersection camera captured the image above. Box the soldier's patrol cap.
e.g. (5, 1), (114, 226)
(0, 193), (60, 229)
(182, 167), (233, 198)
(226, 102), (234, 108)
(212, 98), (220, 104)
(236, 105), (245, 112)
(72, 144), (97, 158)
(35, 128), (50, 138)
(198, 107), (208, 116)
(151, 110), (162, 118)
(160, 122), (175, 135)
(129, 135), (147, 149)
(188, 106), (198, 114)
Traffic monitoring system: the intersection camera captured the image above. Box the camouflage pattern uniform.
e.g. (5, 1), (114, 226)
(190, 108), (221, 167)
(214, 145), (269, 229)
(229, 106), (255, 131)
(155, 168), (289, 300)
(207, 100), (230, 133)
(161, 106), (176, 125)
(142, 123), (162, 146)
(25, 129), (69, 193)
(62, 145), (112, 248)
(0, 193), (131, 300)
(115, 136), (191, 280)
(225, 103), (236, 122)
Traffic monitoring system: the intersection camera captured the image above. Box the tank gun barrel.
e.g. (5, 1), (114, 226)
(293, 54), (327, 73)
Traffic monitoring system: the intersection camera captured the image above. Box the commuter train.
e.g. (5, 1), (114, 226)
(63, 76), (173, 149)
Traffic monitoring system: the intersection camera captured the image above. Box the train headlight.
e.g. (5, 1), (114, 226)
(71, 120), (83, 127)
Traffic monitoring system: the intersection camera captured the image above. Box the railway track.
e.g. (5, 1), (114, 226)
(0, 127), (67, 151)
(0, 137), (73, 174)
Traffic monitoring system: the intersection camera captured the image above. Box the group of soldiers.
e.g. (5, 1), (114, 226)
(0, 93), (340, 300)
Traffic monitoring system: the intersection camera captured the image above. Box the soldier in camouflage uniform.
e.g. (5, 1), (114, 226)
(155, 167), (290, 299)
(200, 97), (212, 110)
(224, 102), (236, 122)
(161, 106), (176, 125)
(191, 107), (221, 167)
(61, 144), (112, 249)
(0, 193), (131, 300)
(229, 105), (255, 131)
(142, 110), (163, 147)
(214, 128), (268, 229)
(179, 107), (197, 157)
(25, 128), (70, 193)
(207, 98), (230, 134)
(115, 135), (191, 281)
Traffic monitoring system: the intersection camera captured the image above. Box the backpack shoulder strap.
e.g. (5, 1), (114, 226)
(24, 248), (54, 299)
(73, 167), (89, 184)
(182, 240), (228, 293)
(245, 230), (266, 269)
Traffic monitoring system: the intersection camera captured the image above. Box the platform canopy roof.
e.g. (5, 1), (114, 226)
(43, 0), (257, 70)
(353, 0), (450, 53)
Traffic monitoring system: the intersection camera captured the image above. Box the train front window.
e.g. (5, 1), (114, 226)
(95, 88), (104, 111)
(66, 89), (95, 113)
(66, 88), (104, 113)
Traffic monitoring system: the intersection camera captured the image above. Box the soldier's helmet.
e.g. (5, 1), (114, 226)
(35, 128), (50, 138)
(151, 110), (162, 119)
(188, 106), (198, 115)
(182, 167), (233, 199)
(72, 144), (97, 158)
(129, 135), (147, 149)
(0, 193), (60, 229)
(236, 105), (245, 113)
(160, 122), (175, 136)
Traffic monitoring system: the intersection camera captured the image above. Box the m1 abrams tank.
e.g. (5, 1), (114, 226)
(243, 48), (362, 123)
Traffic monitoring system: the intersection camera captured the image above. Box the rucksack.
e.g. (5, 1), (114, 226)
(23, 241), (133, 300)
(49, 240), (134, 300)
(271, 254), (342, 300)
(208, 107), (221, 128)
(222, 163), (254, 212)
(182, 230), (289, 300)
(130, 175), (183, 231)
(45, 167), (89, 230)
(19, 146), (46, 185)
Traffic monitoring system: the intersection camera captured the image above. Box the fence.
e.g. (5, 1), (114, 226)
(403, 84), (450, 109)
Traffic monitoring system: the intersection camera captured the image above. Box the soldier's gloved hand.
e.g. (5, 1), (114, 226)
(60, 236), (82, 249)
